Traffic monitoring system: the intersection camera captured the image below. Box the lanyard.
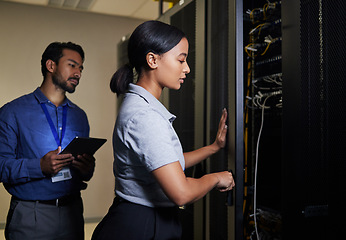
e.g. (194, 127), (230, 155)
(41, 103), (68, 147)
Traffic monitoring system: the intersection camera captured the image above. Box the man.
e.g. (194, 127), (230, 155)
(0, 42), (95, 240)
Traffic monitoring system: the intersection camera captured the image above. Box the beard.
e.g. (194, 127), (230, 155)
(52, 72), (77, 93)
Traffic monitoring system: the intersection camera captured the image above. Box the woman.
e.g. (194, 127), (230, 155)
(92, 20), (235, 240)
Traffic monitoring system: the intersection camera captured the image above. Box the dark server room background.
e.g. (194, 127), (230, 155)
(127, 0), (345, 239)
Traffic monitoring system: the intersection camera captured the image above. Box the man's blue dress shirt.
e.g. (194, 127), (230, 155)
(0, 88), (90, 200)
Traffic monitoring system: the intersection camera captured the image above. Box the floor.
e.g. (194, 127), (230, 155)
(0, 222), (98, 240)
(85, 222), (98, 239)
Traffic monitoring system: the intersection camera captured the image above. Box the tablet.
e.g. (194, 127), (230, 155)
(60, 137), (107, 157)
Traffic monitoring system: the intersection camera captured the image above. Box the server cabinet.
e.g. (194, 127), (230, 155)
(282, 0), (345, 239)
(158, 0), (243, 240)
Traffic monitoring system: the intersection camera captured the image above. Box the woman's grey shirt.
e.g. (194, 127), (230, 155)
(113, 83), (185, 207)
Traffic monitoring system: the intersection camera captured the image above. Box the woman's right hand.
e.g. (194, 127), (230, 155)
(214, 171), (235, 192)
(153, 162), (236, 206)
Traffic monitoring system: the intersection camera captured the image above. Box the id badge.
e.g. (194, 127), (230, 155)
(51, 167), (72, 183)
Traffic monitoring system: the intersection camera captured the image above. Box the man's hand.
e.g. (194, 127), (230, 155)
(40, 147), (74, 176)
(71, 154), (95, 179)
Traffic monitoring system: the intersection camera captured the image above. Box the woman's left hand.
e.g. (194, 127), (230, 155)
(214, 108), (228, 149)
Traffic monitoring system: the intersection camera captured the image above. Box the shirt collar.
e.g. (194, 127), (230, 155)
(33, 87), (75, 108)
(128, 83), (176, 123)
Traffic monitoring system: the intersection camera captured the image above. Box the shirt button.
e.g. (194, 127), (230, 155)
(59, 127), (62, 130)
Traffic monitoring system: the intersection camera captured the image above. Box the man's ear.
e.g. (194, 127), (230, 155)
(146, 52), (159, 69)
(46, 59), (55, 73)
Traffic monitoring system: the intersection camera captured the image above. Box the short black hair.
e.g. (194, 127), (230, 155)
(41, 41), (84, 77)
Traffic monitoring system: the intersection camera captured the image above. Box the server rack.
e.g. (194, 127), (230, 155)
(282, 0), (345, 239)
(154, 0), (345, 239)
(158, 1), (244, 239)
(243, 1), (283, 239)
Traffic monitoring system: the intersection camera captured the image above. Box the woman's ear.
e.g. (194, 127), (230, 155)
(46, 59), (55, 73)
(146, 52), (159, 69)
